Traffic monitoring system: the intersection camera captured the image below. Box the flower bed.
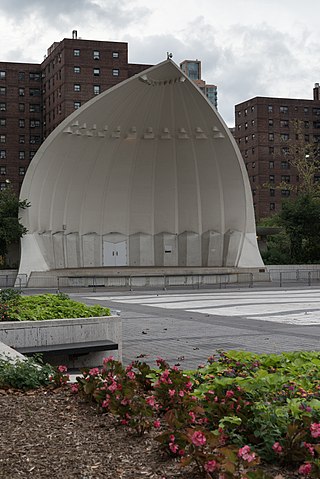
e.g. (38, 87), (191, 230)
(73, 350), (320, 478)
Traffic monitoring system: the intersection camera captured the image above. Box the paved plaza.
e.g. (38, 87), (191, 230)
(72, 286), (320, 370)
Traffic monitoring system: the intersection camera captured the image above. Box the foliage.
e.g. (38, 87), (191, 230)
(0, 288), (22, 303)
(0, 187), (29, 259)
(0, 293), (111, 321)
(0, 356), (54, 390)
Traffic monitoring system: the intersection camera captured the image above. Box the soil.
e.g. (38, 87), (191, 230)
(0, 388), (299, 479)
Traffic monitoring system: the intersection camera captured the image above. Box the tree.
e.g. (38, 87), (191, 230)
(0, 187), (30, 262)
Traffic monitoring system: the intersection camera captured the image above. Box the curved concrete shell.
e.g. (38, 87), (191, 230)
(18, 59), (263, 276)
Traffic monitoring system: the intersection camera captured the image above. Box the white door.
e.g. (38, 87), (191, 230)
(103, 241), (127, 266)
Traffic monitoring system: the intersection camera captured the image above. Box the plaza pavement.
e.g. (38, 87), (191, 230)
(70, 285), (320, 370)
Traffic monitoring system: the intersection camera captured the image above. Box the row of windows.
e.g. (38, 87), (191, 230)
(0, 71), (41, 81)
(0, 88), (41, 99)
(238, 105), (320, 117)
(0, 103), (41, 112)
(73, 49), (119, 59)
(241, 133), (320, 143)
(0, 166), (26, 175)
(0, 150), (36, 159)
(246, 160), (291, 169)
(252, 189), (291, 199)
(0, 119), (41, 134)
(0, 134), (41, 145)
(73, 66), (120, 77)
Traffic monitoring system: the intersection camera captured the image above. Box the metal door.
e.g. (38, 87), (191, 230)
(103, 241), (127, 266)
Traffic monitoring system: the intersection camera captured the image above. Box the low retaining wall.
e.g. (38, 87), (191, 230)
(0, 315), (122, 369)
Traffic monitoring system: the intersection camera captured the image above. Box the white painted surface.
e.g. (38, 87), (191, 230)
(85, 289), (320, 325)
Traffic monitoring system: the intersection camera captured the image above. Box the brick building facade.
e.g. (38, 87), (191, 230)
(0, 34), (150, 194)
(235, 85), (320, 221)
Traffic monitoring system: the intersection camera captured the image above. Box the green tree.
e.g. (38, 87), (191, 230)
(0, 188), (29, 261)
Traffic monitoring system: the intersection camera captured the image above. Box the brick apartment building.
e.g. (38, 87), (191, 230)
(180, 59), (218, 108)
(235, 84), (320, 221)
(0, 32), (150, 194)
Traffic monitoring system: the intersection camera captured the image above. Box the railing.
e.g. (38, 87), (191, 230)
(0, 273), (27, 289)
(269, 269), (320, 287)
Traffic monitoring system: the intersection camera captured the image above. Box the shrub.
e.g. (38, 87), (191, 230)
(0, 356), (54, 390)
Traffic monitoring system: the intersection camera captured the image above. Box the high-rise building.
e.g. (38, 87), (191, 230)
(180, 59), (217, 108)
(235, 84), (320, 221)
(0, 32), (150, 194)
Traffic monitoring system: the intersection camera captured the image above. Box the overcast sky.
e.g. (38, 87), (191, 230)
(0, 0), (319, 126)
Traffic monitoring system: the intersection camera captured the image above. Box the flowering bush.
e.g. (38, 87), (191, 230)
(49, 364), (70, 387)
(72, 351), (320, 478)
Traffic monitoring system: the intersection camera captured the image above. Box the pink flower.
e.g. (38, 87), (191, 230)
(126, 371), (136, 380)
(226, 390), (234, 398)
(204, 460), (218, 473)
(185, 381), (193, 390)
(70, 383), (79, 393)
(310, 423), (320, 438)
(57, 365), (67, 373)
(120, 419), (128, 425)
(178, 390), (185, 397)
(89, 367), (100, 376)
(272, 442), (283, 454)
(153, 420), (161, 428)
(189, 411), (196, 423)
(103, 356), (114, 364)
(108, 382), (118, 393)
(178, 449), (185, 456)
(168, 389), (175, 398)
(298, 463), (312, 475)
(191, 430), (206, 447)
(238, 445), (256, 463)
(169, 434), (175, 442)
(102, 399), (110, 408)
(303, 442), (315, 456)
(169, 442), (179, 454)
(146, 396), (156, 407)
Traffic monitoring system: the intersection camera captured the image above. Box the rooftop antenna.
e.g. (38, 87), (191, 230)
(72, 30), (78, 39)
(167, 52), (173, 60)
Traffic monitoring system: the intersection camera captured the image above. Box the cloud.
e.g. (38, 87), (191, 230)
(0, 0), (150, 29)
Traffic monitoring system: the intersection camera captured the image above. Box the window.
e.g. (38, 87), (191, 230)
(269, 175), (275, 182)
(304, 107), (309, 115)
(30, 119), (40, 128)
(252, 175), (256, 182)
(93, 68), (100, 76)
(280, 133), (289, 141)
(244, 108), (248, 116)
(281, 189), (290, 197)
(0, 119), (5, 126)
(244, 122), (248, 129)
(0, 87), (6, 96)
(0, 71), (6, 79)
(237, 111), (241, 117)
(93, 50), (100, 60)
(282, 147), (289, 155)
(0, 103), (6, 111)
(268, 105), (273, 113)
(252, 189), (256, 196)
(269, 147), (274, 155)
(305, 134), (310, 142)
(112, 51), (119, 58)
(19, 103), (25, 112)
(313, 108), (320, 116)
(252, 134), (255, 140)
(19, 119), (25, 128)
(0, 166), (6, 175)
(19, 151), (25, 160)
(314, 135), (320, 143)
(29, 135), (41, 144)
(74, 84), (80, 92)
(19, 135), (25, 144)
(281, 175), (290, 183)
(93, 85), (100, 95)
(19, 166), (25, 175)
(269, 160), (274, 169)
(29, 151), (36, 160)
(268, 119), (273, 127)
(73, 49), (80, 56)
(251, 106), (255, 112)
(245, 136), (248, 143)
(252, 147), (255, 154)
(0, 150), (6, 159)
(29, 104), (40, 112)
(252, 161), (256, 168)
(270, 203), (275, 210)
(237, 124), (241, 130)
(280, 106), (288, 114)
(268, 133), (274, 141)
(270, 188), (275, 197)
(304, 121), (309, 128)
(18, 71), (25, 81)
(244, 149), (248, 157)
(0, 134), (6, 143)
(29, 88), (40, 96)
(112, 68), (120, 77)
(281, 161), (289, 169)
(0, 182), (7, 191)
(280, 120), (289, 127)
(313, 121), (320, 129)
(74, 66), (81, 74)
(29, 72), (40, 81)
(18, 88), (25, 96)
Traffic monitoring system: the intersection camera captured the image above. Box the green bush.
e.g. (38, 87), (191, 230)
(0, 356), (54, 390)
(0, 293), (111, 321)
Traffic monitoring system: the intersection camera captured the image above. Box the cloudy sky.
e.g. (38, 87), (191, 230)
(0, 0), (319, 126)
